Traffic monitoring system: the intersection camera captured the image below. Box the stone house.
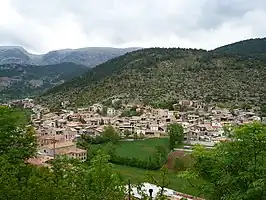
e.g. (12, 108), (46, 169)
(89, 103), (103, 113)
(107, 107), (116, 116)
(40, 141), (86, 161)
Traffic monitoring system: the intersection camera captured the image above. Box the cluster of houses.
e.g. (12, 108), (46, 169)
(3, 98), (262, 167)
(2, 98), (264, 199)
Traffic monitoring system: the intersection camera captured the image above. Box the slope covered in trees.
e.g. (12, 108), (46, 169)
(38, 48), (266, 109)
(213, 37), (266, 58)
(0, 63), (88, 102)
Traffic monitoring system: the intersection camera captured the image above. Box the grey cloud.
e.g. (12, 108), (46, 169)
(197, 0), (266, 29)
(1, 0), (266, 53)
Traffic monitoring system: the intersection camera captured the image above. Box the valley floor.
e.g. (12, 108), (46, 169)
(113, 164), (202, 196)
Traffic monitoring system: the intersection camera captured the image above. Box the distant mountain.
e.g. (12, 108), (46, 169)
(0, 46), (140, 67)
(0, 63), (88, 102)
(38, 48), (266, 109)
(213, 37), (266, 58)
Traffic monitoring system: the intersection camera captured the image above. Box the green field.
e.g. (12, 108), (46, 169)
(90, 138), (170, 160)
(113, 164), (202, 196)
(115, 138), (169, 160)
(89, 138), (201, 196)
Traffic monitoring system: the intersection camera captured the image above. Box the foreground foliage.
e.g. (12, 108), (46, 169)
(181, 122), (266, 200)
(0, 106), (36, 161)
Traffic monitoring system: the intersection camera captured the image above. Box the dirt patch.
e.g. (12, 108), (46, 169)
(166, 150), (192, 170)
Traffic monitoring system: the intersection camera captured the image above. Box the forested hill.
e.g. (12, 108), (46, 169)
(0, 62), (88, 102)
(213, 38), (266, 58)
(38, 47), (266, 109)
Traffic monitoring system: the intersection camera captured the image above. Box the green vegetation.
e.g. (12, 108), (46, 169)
(77, 125), (121, 146)
(0, 106), (36, 161)
(167, 123), (184, 150)
(213, 37), (266, 58)
(113, 164), (201, 196)
(181, 122), (266, 200)
(38, 47), (266, 109)
(115, 138), (169, 160)
(83, 137), (170, 170)
(0, 62), (88, 102)
(0, 106), (125, 200)
(120, 106), (143, 117)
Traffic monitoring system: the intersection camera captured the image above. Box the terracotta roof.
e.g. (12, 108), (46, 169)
(42, 141), (75, 149)
(38, 135), (65, 141)
(56, 147), (86, 155)
(27, 155), (53, 166)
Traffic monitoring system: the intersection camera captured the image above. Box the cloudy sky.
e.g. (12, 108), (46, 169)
(0, 0), (266, 54)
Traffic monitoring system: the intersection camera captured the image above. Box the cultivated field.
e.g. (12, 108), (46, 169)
(113, 164), (202, 196)
(115, 138), (170, 160)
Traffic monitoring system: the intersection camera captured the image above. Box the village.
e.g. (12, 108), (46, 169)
(1, 98), (264, 199)
(4, 98), (262, 167)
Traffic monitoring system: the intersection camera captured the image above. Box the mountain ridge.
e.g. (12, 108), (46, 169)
(0, 46), (140, 67)
(212, 37), (266, 58)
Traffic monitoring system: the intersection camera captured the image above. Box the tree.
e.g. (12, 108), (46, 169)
(146, 166), (170, 199)
(0, 106), (37, 162)
(100, 106), (108, 116)
(103, 142), (117, 158)
(102, 125), (120, 144)
(153, 146), (168, 167)
(83, 150), (125, 200)
(167, 123), (184, 150)
(260, 104), (266, 118)
(123, 129), (132, 138)
(113, 99), (122, 110)
(180, 122), (266, 200)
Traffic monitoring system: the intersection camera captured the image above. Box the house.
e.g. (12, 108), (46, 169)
(40, 141), (86, 161)
(80, 127), (102, 137)
(107, 107), (116, 116)
(37, 135), (66, 147)
(40, 141), (76, 157)
(56, 148), (87, 162)
(89, 103), (103, 113)
(26, 155), (53, 167)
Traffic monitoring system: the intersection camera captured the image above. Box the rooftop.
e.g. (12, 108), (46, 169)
(41, 141), (75, 149)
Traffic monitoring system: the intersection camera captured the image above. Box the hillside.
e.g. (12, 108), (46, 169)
(38, 48), (266, 108)
(0, 46), (139, 67)
(0, 63), (88, 102)
(213, 38), (266, 58)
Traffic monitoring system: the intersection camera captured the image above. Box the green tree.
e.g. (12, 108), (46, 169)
(113, 99), (122, 110)
(260, 104), (266, 117)
(0, 106), (37, 161)
(83, 150), (125, 200)
(100, 106), (108, 116)
(103, 142), (117, 158)
(146, 166), (170, 199)
(102, 125), (120, 144)
(167, 123), (184, 150)
(153, 146), (168, 167)
(123, 129), (132, 138)
(180, 122), (266, 200)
